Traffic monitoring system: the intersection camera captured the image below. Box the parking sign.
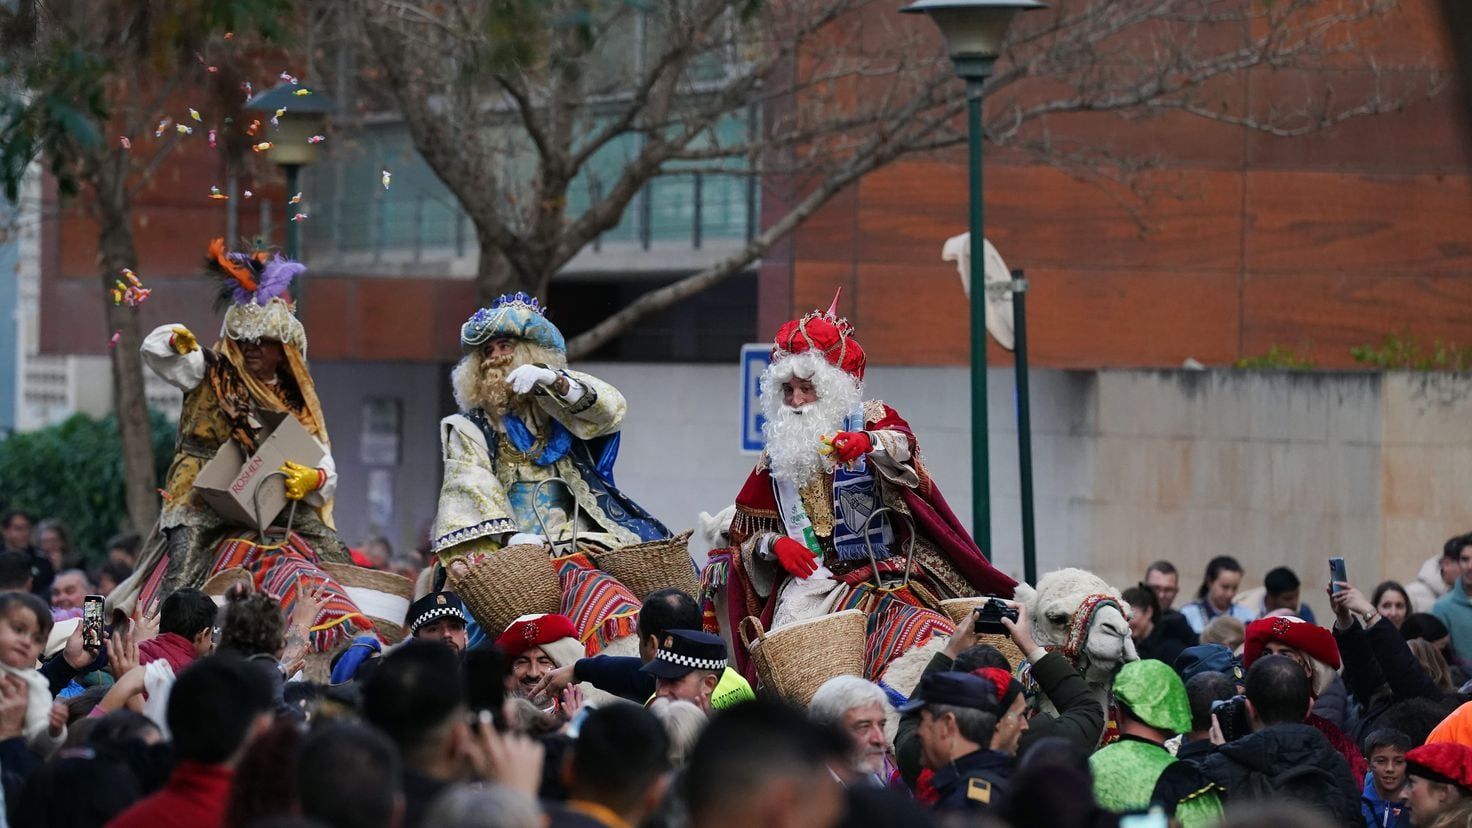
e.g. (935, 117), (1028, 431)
(739, 343), (770, 455)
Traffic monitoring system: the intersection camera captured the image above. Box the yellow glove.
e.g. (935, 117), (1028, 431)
(169, 326), (198, 355)
(279, 461), (326, 501)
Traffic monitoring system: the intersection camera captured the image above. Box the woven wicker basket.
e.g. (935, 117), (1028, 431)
(939, 597), (1024, 670)
(453, 542), (562, 637)
(740, 610), (867, 706)
(591, 530), (698, 601)
(201, 568), (253, 602)
(319, 562), (414, 643)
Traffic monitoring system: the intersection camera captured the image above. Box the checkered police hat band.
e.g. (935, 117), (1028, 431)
(410, 605), (465, 634)
(655, 649), (725, 672)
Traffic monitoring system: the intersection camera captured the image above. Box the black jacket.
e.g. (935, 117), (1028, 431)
(896, 650), (1103, 786)
(1194, 723), (1360, 826)
(1335, 616), (1445, 743)
(931, 749), (1014, 811)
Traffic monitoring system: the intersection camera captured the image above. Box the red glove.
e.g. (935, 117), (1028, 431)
(829, 431), (874, 465)
(772, 537), (819, 579)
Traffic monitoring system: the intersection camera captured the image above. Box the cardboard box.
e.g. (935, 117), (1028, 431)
(194, 410), (326, 531)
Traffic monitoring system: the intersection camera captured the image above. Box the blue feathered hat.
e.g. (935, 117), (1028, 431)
(460, 292), (565, 354)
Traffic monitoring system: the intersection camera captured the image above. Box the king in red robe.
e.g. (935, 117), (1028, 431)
(703, 298), (1016, 678)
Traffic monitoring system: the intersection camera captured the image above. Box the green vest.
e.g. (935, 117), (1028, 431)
(1090, 739), (1222, 828)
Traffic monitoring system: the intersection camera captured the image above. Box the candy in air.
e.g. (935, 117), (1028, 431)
(253, 142), (273, 152)
(208, 186), (229, 200)
(289, 192), (303, 205)
(307, 135), (326, 144)
(381, 170), (392, 190)
(119, 137), (131, 149)
(188, 108), (202, 122)
(290, 212), (309, 222)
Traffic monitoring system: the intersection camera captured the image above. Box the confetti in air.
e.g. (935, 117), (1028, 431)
(111, 269), (152, 307)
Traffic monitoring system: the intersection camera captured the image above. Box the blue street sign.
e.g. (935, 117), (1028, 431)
(739, 343), (770, 455)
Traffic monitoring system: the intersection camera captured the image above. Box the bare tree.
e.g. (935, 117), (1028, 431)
(347, 0), (1435, 359)
(0, 1), (290, 532)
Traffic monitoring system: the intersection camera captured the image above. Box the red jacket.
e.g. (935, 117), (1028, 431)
(107, 761), (234, 828)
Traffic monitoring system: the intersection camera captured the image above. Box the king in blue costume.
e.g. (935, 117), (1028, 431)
(432, 295), (669, 647)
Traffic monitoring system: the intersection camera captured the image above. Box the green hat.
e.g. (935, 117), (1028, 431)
(1113, 659), (1191, 734)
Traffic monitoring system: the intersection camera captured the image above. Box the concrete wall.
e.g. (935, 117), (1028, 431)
(314, 360), (1472, 621)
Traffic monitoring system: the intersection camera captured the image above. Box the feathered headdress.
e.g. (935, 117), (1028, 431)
(205, 238), (308, 354)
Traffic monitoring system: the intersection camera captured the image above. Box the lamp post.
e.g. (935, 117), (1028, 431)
(901, 0), (1043, 558)
(244, 83), (332, 276)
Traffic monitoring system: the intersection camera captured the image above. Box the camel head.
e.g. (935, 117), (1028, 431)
(1014, 568), (1138, 689)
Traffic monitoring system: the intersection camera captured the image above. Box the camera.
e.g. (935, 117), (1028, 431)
(1211, 695), (1251, 743)
(974, 597), (1019, 635)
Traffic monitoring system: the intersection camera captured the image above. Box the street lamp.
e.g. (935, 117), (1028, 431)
(245, 83), (333, 267)
(901, 0), (1044, 560)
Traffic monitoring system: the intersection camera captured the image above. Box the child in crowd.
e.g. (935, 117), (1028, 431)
(0, 592), (67, 756)
(1361, 728), (1412, 827)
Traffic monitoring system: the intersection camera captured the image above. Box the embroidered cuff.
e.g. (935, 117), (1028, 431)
(432, 517), (519, 555)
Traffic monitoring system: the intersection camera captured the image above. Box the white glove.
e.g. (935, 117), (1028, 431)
(505, 532), (547, 548)
(507, 364), (558, 395)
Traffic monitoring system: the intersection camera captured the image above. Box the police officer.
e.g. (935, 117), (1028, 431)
(899, 670), (1028, 811)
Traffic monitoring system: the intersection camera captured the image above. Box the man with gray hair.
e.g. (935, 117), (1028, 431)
(809, 675), (891, 786)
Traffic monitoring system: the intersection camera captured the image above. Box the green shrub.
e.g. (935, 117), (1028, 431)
(0, 411), (175, 566)
(1351, 333), (1472, 371)
(1233, 346), (1315, 370)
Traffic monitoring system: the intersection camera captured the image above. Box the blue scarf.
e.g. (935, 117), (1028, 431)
(503, 412), (573, 466)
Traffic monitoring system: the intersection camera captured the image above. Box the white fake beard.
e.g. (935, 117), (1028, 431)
(760, 352), (863, 486)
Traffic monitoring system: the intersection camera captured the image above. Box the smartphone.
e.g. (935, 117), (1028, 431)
(464, 646), (510, 731)
(1329, 557), (1348, 595)
(83, 595), (105, 651)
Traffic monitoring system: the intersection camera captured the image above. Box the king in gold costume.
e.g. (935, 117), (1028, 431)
(112, 239), (348, 614)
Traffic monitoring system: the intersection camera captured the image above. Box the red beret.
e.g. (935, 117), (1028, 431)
(495, 613), (577, 658)
(1243, 616), (1341, 671)
(1408, 742), (1472, 791)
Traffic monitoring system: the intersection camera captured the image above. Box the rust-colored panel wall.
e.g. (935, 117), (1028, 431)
(778, 1), (1472, 369)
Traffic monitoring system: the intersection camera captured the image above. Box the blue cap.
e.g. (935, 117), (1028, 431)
(897, 671), (999, 714)
(1173, 644), (1242, 683)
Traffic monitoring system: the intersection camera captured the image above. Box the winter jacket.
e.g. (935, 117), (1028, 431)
(1194, 723), (1360, 826)
(1360, 771), (1411, 828)
(1334, 615), (1445, 743)
(1311, 673), (1356, 735)
(1407, 554), (1451, 615)
(896, 649), (1104, 787)
(931, 748), (1014, 812)
(1433, 582), (1472, 671)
